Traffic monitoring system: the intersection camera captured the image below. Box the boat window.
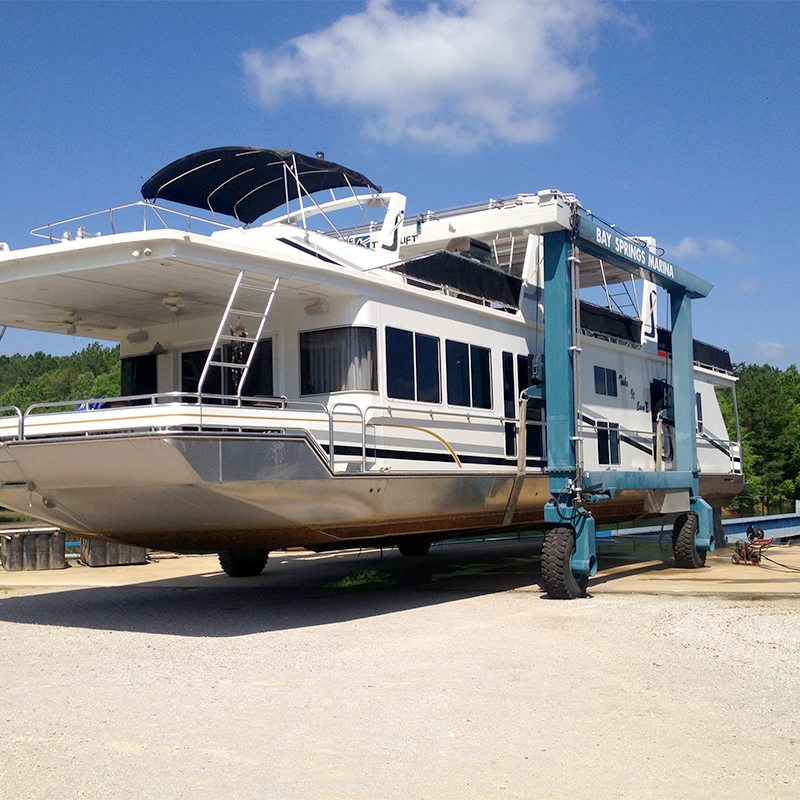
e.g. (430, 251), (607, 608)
(121, 354), (158, 397)
(182, 348), (222, 396)
(446, 341), (470, 407)
(386, 328), (441, 403)
(471, 346), (492, 409)
(181, 338), (273, 398)
(300, 327), (377, 395)
(597, 421), (620, 465)
(502, 352), (516, 418)
(240, 338), (274, 396)
(416, 333), (441, 403)
(386, 328), (414, 400)
(504, 351), (546, 459)
(446, 340), (491, 409)
(696, 392), (703, 434)
(594, 366), (618, 397)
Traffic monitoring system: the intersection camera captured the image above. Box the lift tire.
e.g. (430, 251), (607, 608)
(541, 526), (589, 599)
(398, 539), (431, 557)
(218, 550), (269, 578)
(672, 513), (706, 569)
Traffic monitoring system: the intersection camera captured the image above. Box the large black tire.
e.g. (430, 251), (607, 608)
(218, 550), (269, 577)
(541, 526), (589, 599)
(672, 513), (706, 568)
(398, 538), (431, 557)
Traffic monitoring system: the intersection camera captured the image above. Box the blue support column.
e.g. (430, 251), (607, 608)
(542, 230), (575, 479)
(670, 289), (699, 486)
(671, 289), (714, 550)
(542, 230), (597, 578)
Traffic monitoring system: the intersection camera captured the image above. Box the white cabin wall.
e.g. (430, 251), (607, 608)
(580, 337), (660, 472)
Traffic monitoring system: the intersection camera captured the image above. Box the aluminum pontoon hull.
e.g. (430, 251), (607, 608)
(0, 433), (744, 553)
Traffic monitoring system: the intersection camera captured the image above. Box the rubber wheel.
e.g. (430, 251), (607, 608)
(398, 538), (431, 557)
(672, 513), (706, 568)
(731, 551), (741, 564)
(541, 526), (589, 599)
(218, 550), (269, 577)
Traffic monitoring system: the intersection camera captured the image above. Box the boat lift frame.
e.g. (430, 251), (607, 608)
(541, 203), (716, 586)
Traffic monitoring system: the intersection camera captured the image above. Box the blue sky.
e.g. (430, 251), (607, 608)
(1, 0), (799, 366)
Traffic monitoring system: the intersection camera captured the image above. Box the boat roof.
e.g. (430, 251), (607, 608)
(140, 147), (382, 226)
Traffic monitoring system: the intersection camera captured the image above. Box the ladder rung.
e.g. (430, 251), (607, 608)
(208, 360), (247, 369)
(229, 308), (268, 318)
(218, 334), (255, 342)
(239, 283), (276, 292)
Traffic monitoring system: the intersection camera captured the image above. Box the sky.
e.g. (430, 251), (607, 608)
(0, 0), (799, 366)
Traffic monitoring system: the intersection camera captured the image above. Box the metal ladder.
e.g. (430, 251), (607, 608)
(198, 271), (280, 398)
(599, 260), (640, 317)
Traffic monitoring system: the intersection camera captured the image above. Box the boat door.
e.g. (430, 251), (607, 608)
(650, 378), (675, 469)
(503, 351), (546, 465)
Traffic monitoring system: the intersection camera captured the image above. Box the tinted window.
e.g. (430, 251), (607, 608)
(503, 352), (516, 417)
(446, 340), (471, 406)
(240, 338), (274, 396)
(121, 354), (157, 396)
(182, 348), (221, 396)
(696, 392), (704, 433)
(597, 421), (620, 465)
(415, 333), (440, 403)
(471, 345), (491, 409)
(386, 327), (414, 400)
(594, 366), (617, 397)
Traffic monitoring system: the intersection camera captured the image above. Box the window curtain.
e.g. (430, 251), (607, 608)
(301, 327), (376, 395)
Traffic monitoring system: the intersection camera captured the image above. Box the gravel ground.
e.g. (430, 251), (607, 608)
(0, 549), (798, 800)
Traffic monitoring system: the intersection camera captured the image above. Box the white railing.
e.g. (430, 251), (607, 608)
(0, 392), (550, 475)
(0, 406), (23, 439)
(29, 202), (238, 244)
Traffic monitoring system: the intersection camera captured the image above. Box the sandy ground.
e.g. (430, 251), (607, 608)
(0, 540), (798, 800)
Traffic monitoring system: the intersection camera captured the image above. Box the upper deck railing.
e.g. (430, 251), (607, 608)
(29, 202), (239, 244)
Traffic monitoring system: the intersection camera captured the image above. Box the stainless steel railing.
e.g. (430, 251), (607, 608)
(30, 202), (238, 243)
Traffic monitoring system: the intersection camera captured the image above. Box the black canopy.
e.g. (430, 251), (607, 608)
(140, 147), (382, 225)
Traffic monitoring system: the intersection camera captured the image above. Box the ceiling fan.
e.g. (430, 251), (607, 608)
(41, 310), (118, 335)
(162, 291), (190, 316)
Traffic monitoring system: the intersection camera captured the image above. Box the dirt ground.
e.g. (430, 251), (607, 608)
(0, 540), (798, 799)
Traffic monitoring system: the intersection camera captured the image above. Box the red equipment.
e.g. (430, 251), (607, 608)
(731, 526), (774, 565)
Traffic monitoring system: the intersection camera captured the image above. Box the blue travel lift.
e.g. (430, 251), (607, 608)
(538, 206), (716, 598)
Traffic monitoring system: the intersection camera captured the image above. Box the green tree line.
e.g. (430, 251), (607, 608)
(0, 342), (120, 410)
(719, 363), (800, 513)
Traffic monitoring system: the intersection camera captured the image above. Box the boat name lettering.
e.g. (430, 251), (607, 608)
(347, 233), (419, 248)
(349, 233), (372, 248)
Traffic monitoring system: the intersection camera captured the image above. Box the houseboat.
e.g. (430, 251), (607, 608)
(0, 147), (743, 597)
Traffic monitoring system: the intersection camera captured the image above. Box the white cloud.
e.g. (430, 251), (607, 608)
(736, 279), (760, 296)
(668, 237), (702, 260)
(242, 0), (622, 151)
(664, 236), (744, 264)
(736, 340), (800, 367)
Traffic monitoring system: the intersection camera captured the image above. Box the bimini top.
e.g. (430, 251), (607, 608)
(140, 147), (382, 225)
